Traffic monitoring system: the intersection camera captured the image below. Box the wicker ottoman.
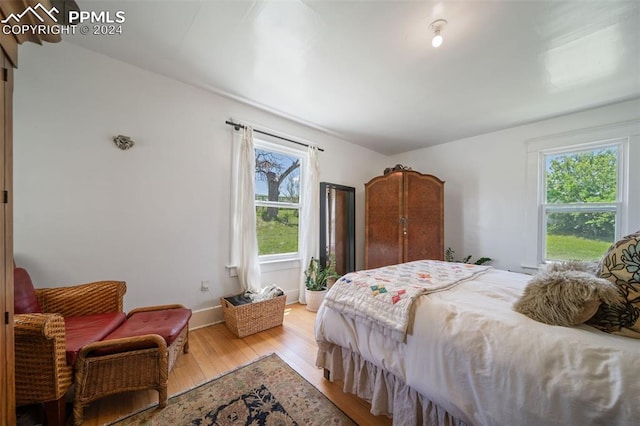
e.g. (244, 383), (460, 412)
(72, 304), (191, 425)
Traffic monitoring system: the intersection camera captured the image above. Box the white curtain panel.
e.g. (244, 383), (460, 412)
(298, 146), (320, 304)
(232, 126), (262, 293)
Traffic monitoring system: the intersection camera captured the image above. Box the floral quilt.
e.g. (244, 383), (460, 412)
(323, 260), (492, 341)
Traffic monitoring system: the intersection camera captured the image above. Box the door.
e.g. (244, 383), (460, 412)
(404, 172), (444, 261)
(365, 172), (404, 269)
(320, 182), (356, 275)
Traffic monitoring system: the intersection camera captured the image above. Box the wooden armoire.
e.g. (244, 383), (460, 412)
(365, 170), (444, 269)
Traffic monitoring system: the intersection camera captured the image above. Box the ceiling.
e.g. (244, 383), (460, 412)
(67, 0), (640, 155)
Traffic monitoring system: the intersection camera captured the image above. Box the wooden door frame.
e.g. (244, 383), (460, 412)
(1, 36), (17, 426)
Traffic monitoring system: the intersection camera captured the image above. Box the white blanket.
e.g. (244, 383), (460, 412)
(323, 260), (491, 341)
(316, 269), (640, 426)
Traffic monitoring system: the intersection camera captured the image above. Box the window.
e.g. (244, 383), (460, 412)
(254, 140), (302, 260)
(540, 141), (624, 261)
(523, 120), (638, 270)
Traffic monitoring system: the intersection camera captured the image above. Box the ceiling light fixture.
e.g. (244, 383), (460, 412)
(430, 19), (447, 48)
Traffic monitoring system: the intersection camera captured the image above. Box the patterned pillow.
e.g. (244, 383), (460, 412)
(586, 230), (640, 338)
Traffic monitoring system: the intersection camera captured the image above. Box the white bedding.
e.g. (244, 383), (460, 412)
(315, 268), (640, 426)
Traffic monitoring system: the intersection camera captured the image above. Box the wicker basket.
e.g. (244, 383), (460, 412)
(221, 294), (287, 338)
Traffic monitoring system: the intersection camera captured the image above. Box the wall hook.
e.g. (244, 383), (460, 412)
(113, 135), (134, 150)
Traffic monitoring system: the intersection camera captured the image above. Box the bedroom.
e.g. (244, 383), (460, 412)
(2, 0), (640, 425)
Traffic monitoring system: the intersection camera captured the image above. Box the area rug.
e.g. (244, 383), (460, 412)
(110, 353), (356, 425)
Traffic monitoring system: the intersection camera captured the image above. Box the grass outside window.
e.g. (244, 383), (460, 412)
(256, 207), (298, 256)
(545, 234), (611, 261)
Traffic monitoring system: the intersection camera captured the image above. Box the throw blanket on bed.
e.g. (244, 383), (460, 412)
(323, 260), (492, 341)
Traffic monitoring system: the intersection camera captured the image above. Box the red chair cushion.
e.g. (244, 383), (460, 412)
(103, 307), (191, 345)
(65, 312), (127, 365)
(14, 268), (42, 314)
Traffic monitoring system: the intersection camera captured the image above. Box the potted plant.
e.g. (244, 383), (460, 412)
(304, 256), (338, 312)
(444, 247), (492, 265)
(325, 254), (341, 288)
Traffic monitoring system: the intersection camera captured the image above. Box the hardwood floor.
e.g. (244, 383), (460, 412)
(76, 303), (392, 425)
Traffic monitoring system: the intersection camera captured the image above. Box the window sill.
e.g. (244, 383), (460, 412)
(226, 258), (301, 277)
(520, 264), (540, 272)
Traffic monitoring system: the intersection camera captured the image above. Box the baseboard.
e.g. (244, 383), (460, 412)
(189, 288), (300, 330)
(189, 305), (224, 330)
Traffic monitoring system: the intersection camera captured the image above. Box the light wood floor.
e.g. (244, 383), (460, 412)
(79, 303), (392, 426)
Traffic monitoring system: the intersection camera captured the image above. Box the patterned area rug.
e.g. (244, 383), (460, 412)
(110, 353), (356, 425)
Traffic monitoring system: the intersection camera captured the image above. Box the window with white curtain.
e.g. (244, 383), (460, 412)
(254, 139), (304, 261)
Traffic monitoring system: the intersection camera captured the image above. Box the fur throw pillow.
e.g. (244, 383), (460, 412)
(514, 270), (621, 326)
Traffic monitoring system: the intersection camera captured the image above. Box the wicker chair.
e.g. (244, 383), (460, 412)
(14, 266), (126, 426)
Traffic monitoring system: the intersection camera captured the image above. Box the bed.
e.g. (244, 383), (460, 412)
(314, 260), (640, 426)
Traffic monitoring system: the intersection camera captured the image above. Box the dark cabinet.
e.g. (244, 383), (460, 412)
(365, 170), (444, 269)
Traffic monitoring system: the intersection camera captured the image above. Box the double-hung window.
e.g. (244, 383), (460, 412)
(254, 139), (303, 261)
(540, 141), (625, 262)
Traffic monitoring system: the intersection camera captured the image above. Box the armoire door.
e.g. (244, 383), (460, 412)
(365, 172), (404, 269)
(404, 172), (444, 261)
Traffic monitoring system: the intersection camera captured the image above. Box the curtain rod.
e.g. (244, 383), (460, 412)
(225, 120), (325, 152)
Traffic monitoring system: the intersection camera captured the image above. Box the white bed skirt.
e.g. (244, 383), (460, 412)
(316, 343), (466, 426)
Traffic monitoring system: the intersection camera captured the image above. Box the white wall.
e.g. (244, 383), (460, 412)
(13, 41), (387, 326)
(15, 41), (639, 327)
(391, 99), (640, 273)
